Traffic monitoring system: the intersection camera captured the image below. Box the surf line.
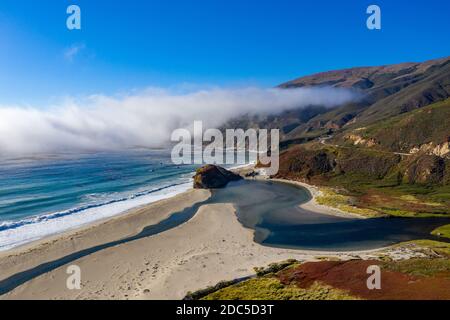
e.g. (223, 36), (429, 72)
(0, 197), (211, 296)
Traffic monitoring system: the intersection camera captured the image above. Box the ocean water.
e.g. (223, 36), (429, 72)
(3, 149), (446, 256)
(0, 150), (199, 251)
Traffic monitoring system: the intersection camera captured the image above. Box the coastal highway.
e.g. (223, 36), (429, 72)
(319, 135), (412, 157)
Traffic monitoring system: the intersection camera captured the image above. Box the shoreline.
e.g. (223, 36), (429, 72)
(0, 173), (364, 261)
(0, 182), (194, 252)
(0, 189), (210, 278)
(270, 178), (367, 219)
(0, 199), (424, 300)
(234, 163), (366, 219)
(0, 165), (352, 260)
(0, 170), (429, 299)
(0, 163), (254, 253)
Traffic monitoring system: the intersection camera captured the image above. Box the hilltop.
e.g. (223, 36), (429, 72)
(227, 56), (450, 145)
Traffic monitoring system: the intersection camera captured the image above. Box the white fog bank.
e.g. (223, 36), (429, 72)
(0, 86), (359, 156)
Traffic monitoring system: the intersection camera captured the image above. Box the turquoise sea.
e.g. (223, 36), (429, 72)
(1, 150), (448, 254)
(0, 150), (198, 250)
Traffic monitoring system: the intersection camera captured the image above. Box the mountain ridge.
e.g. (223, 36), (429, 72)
(279, 56), (449, 90)
(253, 56), (450, 217)
(225, 56), (450, 146)
(279, 56), (450, 141)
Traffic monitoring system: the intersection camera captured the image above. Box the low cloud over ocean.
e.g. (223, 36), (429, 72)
(0, 86), (359, 156)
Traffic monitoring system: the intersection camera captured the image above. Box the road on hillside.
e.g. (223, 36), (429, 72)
(318, 135), (412, 157)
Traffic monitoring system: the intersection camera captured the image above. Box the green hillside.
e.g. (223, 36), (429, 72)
(341, 98), (450, 154)
(226, 56), (450, 144)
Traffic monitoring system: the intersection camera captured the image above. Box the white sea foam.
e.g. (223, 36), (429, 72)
(0, 182), (192, 251)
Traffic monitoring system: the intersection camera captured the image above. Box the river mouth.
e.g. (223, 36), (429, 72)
(211, 180), (450, 251)
(1, 179), (449, 296)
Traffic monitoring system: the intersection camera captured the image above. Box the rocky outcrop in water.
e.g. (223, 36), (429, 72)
(193, 165), (243, 189)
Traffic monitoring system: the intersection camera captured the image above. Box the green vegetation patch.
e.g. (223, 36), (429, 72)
(201, 278), (359, 300)
(432, 225), (450, 239)
(316, 179), (449, 218)
(399, 240), (450, 257)
(359, 98), (450, 153)
(253, 259), (299, 277)
(382, 258), (450, 279)
(184, 279), (241, 300)
(316, 188), (380, 218)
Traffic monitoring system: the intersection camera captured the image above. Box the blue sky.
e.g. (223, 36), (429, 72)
(0, 0), (449, 105)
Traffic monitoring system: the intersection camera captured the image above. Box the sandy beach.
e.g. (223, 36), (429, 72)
(0, 175), (430, 300)
(0, 189), (210, 294)
(271, 179), (367, 219)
